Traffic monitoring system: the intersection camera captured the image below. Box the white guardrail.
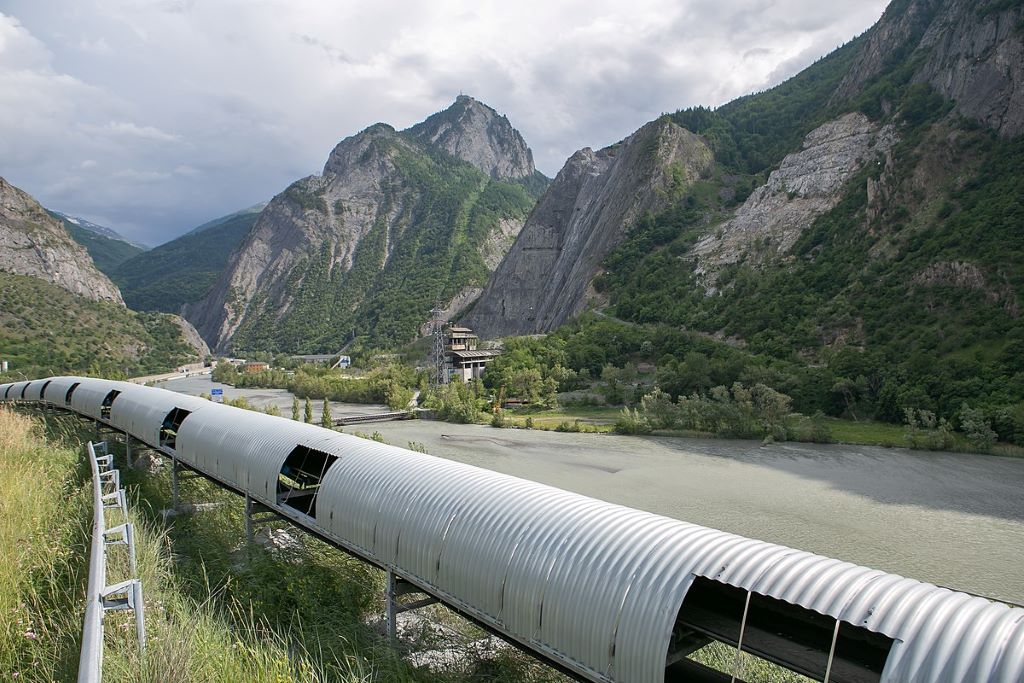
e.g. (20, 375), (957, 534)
(77, 441), (145, 683)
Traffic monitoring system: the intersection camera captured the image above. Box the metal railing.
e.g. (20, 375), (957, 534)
(78, 441), (145, 683)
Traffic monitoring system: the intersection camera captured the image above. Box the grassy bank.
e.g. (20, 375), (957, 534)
(0, 407), (356, 682)
(0, 408), (88, 680)
(491, 404), (1024, 457)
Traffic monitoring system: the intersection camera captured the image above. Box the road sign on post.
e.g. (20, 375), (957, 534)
(210, 388), (223, 403)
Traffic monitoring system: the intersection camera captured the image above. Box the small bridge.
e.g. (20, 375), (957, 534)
(333, 411), (411, 426)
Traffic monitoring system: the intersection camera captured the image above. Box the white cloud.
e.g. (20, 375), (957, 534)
(77, 36), (111, 54)
(0, 1), (889, 244)
(90, 120), (181, 143)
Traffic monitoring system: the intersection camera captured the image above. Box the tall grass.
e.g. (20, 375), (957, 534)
(0, 409), (401, 682)
(0, 408), (89, 681)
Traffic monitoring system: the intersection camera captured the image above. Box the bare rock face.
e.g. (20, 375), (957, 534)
(912, 260), (1020, 316)
(186, 124), (411, 349)
(169, 314), (211, 357)
(692, 113), (897, 287)
(833, 0), (1024, 137)
(0, 176), (124, 304)
(185, 97), (538, 352)
(466, 118), (714, 338)
(417, 286), (484, 337)
(406, 95), (534, 180)
(914, 0), (1024, 137)
(831, 0), (944, 103)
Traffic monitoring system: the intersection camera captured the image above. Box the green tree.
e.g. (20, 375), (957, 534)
(320, 398), (333, 428)
(384, 382), (415, 411)
(304, 397), (313, 424)
(959, 403), (996, 453)
(291, 396), (300, 421)
(640, 388), (678, 429)
(679, 352), (712, 395)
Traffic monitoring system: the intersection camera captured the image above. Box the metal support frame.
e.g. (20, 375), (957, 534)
(78, 441), (144, 683)
(244, 494), (279, 546)
(171, 454), (181, 510)
(385, 571), (440, 644)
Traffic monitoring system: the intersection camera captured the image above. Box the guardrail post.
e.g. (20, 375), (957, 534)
(78, 441), (145, 682)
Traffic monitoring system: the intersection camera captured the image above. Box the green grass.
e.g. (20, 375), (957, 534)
(502, 405), (621, 431)
(690, 643), (812, 683)
(0, 408), (87, 680)
(822, 418), (908, 447)
(823, 417), (1024, 456)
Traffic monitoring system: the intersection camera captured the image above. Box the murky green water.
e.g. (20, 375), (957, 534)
(160, 377), (1024, 604)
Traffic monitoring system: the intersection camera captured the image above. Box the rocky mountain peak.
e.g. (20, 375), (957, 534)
(184, 98), (541, 352)
(405, 95), (536, 179)
(0, 177), (124, 305)
(323, 122), (401, 177)
(833, 0), (1024, 137)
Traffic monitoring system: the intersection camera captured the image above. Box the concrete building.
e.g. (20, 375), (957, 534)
(445, 326), (501, 382)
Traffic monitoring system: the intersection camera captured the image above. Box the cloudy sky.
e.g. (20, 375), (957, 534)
(0, 0), (889, 246)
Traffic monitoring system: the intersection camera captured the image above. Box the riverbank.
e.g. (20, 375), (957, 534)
(498, 405), (1024, 457)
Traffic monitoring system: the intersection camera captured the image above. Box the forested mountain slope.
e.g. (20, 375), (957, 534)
(113, 208), (260, 313)
(469, 0), (1024, 424)
(0, 178), (205, 379)
(593, 0), (1024, 422)
(58, 216), (146, 275)
(185, 96), (546, 353)
(0, 273), (199, 379)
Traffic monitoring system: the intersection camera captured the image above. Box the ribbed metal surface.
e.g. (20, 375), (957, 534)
(6, 380), (30, 400)
(108, 388), (211, 449)
(40, 376), (79, 404)
(69, 378), (131, 420)
(175, 402), (262, 491)
(242, 417), (337, 503)
(23, 379), (50, 401)
(6, 376), (1024, 683)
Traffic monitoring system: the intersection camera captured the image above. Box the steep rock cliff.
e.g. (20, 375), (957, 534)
(186, 97), (541, 352)
(465, 119), (714, 338)
(0, 177), (124, 304)
(692, 113), (898, 287)
(833, 0), (1024, 136)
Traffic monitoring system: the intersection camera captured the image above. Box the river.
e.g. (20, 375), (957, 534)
(158, 376), (1024, 604)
